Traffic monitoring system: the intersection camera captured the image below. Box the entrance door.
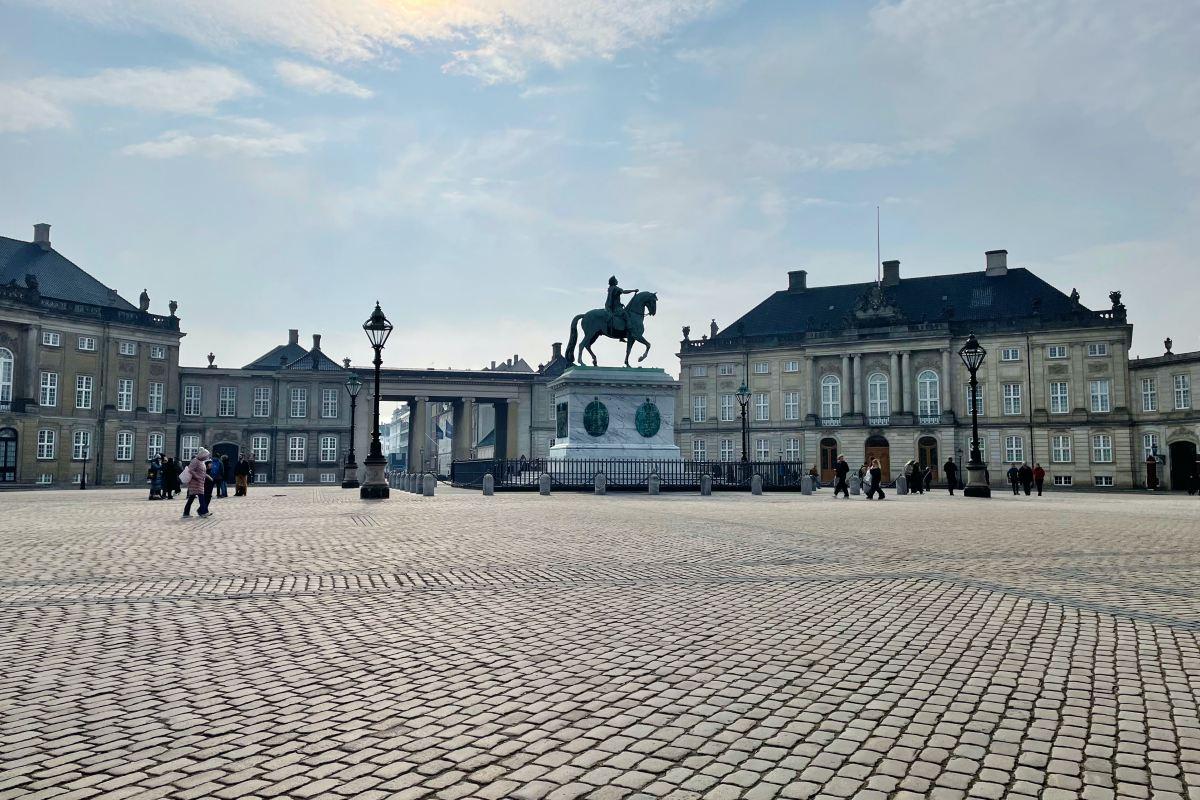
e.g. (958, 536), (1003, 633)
(0, 428), (15, 482)
(864, 435), (891, 482)
(918, 436), (939, 480)
(1169, 441), (1198, 491)
(212, 442), (239, 482)
(819, 438), (838, 483)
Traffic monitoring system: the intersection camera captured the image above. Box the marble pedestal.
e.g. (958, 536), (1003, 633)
(548, 366), (681, 461)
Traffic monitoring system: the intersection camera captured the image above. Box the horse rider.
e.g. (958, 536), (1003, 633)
(605, 276), (638, 341)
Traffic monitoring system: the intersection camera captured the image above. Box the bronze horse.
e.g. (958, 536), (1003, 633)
(565, 291), (658, 367)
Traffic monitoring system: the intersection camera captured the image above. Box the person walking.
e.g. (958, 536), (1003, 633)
(1007, 464), (1020, 495)
(923, 463), (934, 494)
(1018, 462), (1034, 496)
(182, 448), (212, 518)
(866, 459), (886, 500)
(147, 456), (162, 500)
(833, 455), (850, 499)
(943, 457), (959, 495)
(1033, 463), (1046, 496)
(234, 455), (250, 497)
(913, 462), (925, 495)
(215, 454), (230, 498)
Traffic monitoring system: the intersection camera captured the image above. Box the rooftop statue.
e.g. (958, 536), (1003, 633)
(565, 276), (658, 367)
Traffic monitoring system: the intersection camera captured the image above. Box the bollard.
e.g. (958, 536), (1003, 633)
(539, 473), (551, 496)
(423, 473), (435, 497)
(482, 473), (494, 496)
(648, 473), (661, 495)
(700, 474), (713, 496)
(897, 475), (908, 495)
(594, 472), (607, 495)
(849, 475), (861, 495)
(801, 475), (813, 496)
(409, 473), (418, 493)
(751, 474), (763, 495)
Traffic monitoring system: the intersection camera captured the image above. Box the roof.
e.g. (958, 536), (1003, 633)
(243, 342), (310, 370)
(281, 349), (344, 371)
(1131, 349), (1200, 368)
(714, 268), (1107, 341)
(0, 235), (137, 311)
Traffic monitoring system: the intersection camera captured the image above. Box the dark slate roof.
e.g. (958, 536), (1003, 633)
(716, 268), (1096, 340)
(243, 342), (310, 370)
(0, 235), (137, 311)
(282, 349), (345, 371)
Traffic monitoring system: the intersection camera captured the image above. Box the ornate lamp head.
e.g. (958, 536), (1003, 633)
(958, 333), (987, 373)
(735, 381), (751, 405)
(362, 301), (393, 350)
(345, 373), (363, 398)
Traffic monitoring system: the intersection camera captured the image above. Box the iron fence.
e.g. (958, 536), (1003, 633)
(449, 458), (808, 491)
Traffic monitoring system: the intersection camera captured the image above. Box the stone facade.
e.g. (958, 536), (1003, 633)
(1130, 347), (1200, 490)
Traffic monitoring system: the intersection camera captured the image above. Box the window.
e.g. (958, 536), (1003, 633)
(115, 473), (131, 485)
(1002, 383), (1022, 415)
(756, 438), (770, 460)
(1052, 434), (1072, 463)
(180, 435), (200, 460)
(288, 473), (305, 484)
(1089, 380), (1111, 413)
(785, 437), (800, 460)
(148, 382), (164, 414)
(1092, 434), (1113, 463)
(37, 474), (53, 485)
(1005, 435), (1024, 463)
(692, 395), (707, 422)
(77, 336), (96, 352)
(253, 387), (271, 417)
(1087, 343), (1108, 357)
(115, 431), (134, 461)
(1141, 378), (1158, 412)
(0, 348), (11, 405)
(183, 385), (201, 416)
(1049, 382), (1069, 414)
(117, 378), (134, 412)
(1143, 433), (1160, 460)
(1094, 476), (1113, 487)
(784, 360), (799, 373)
(75, 375), (93, 409)
(118, 341), (136, 356)
(320, 435), (338, 463)
(691, 365), (708, 377)
(917, 371), (940, 418)
(150, 345), (166, 360)
(1174, 374), (1192, 410)
(288, 435), (306, 462)
(254, 472), (268, 484)
(36, 430), (55, 460)
(719, 394), (735, 422)
(692, 439), (706, 461)
(218, 386), (237, 417)
(39, 371), (58, 407)
(719, 438), (734, 462)
(783, 391), (800, 421)
(964, 384), (985, 415)
(1047, 345), (1067, 359)
(821, 375), (841, 419)
(321, 388), (338, 418)
(251, 435), (270, 462)
(42, 331), (61, 347)
(72, 430), (90, 460)
(754, 393), (769, 422)
(289, 388), (307, 418)
(147, 432), (164, 459)
(753, 361), (769, 374)
(1000, 347), (1020, 362)
(320, 473), (337, 484)
(867, 373), (889, 418)
(1053, 475), (1073, 486)
(718, 364), (735, 376)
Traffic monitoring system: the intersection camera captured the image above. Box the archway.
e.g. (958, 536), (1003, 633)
(211, 442), (240, 484)
(918, 435), (939, 479)
(1169, 441), (1198, 492)
(865, 434), (891, 482)
(0, 427), (15, 483)
(819, 437), (838, 483)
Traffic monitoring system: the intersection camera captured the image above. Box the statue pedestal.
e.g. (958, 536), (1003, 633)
(548, 366), (681, 461)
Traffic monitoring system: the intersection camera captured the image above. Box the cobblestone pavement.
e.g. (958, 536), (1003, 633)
(1, 487), (1198, 800)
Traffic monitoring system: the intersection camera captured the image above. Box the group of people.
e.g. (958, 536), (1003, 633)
(1006, 462), (1047, 496)
(145, 450), (258, 517)
(829, 455), (967, 500)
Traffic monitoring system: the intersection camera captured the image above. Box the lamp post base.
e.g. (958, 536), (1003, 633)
(359, 459), (389, 499)
(964, 462), (991, 498)
(341, 462), (360, 489)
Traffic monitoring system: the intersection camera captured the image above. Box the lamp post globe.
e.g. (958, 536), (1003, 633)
(360, 302), (393, 499)
(958, 333), (991, 498)
(342, 371), (363, 489)
(735, 381), (751, 463)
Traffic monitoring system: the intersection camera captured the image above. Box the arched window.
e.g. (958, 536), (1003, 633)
(867, 372), (889, 418)
(917, 370), (940, 417)
(820, 375), (841, 419)
(0, 348), (13, 405)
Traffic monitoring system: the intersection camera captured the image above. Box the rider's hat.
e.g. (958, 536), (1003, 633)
(608, 276), (618, 285)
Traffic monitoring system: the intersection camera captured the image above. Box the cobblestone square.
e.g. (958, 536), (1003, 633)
(1, 487), (1198, 800)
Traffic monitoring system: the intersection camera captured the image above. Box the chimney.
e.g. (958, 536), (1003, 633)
(985, 249), (1008, 276)
(787, 269), (808, 292)
(312, 334), (321, 351)
(490, 360), (496, 370)
(33, 223), (51, 250)
(552, 342), (563, 360)
(882, 259), (900, 287)
(513, 354), (519, 365)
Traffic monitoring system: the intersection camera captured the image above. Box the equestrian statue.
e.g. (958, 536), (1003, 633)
(565, 276), (658, 367)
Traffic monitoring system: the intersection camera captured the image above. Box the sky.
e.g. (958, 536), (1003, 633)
(1, 0), (1197, 373)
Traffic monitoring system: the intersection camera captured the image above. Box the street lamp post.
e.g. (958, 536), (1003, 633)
(360, 302), (393, 499)
(342, 372), (363, 489)
(955, 446), (964, 489)
(79, 443), (89, 490)
(735, 382), (752, 463)
(958, 333), (991, 498)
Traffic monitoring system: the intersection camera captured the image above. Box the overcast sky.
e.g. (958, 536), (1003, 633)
(1, 0), (1196, 372)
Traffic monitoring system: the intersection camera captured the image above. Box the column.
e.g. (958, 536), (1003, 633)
(805, 356), (816, 418)
(24, 324), (39, 403)
(890, 352), (900, 414)
(941, 349), (953, 416)
(407, 398), (428, 472)
(840, 354), (850, 417)
(901, 351), (912, 415)
(451, 398), (474, 462)
(506, 399), (521, 459)
(852, 354), (863, 416)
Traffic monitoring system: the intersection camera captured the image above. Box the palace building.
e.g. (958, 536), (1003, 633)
(676, 251), (1199, 490)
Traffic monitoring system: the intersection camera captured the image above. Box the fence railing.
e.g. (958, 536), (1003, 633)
(449, 458), (808, 491)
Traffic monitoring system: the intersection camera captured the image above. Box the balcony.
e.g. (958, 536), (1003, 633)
(819, 417), (842, 427)
(918, 415), (942, 426)
(867, 416), (890, 426)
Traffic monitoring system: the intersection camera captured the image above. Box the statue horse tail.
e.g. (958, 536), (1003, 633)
(565, 313), (584, 364)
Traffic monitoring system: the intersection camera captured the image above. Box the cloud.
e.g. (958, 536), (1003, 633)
(0, 65), (254, 132)
(743, 138), (953, 173)
(122, 129), (312, 159)
(274, 60), (373, 98)
(32, 0), (734, 83)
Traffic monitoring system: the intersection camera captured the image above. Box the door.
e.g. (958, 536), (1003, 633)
(819, 438), (838, 483)
(918, 436), (939, 480)
(1169, 441), (1198, 491)
(0, 428), (15, 482)
(211, 442), (239, 482)
(864, 435), (891, 482)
